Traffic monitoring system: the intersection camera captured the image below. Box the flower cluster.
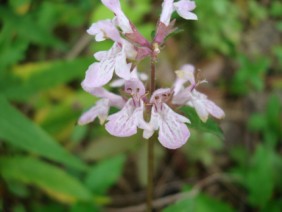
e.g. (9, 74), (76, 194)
(78, 0), (224, 149)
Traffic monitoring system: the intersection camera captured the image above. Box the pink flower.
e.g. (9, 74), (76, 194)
(160, 0), (197, 26)
(154, 0), (197, 44)
(78, 1), (225, 150)
(102, 0), (133, 34)
(78, 99), (110, 125)
(173, 65), (225, 122)
(105, 79), (150, 137)
(78, 87), (125, 125)
(87, 19), (121, 42)
(82, 39), (137, 88)
(174, 0), (198, 21)
(173, 64), (196, 95)
(102, 0), (150, 47)
(143, 88), (191, 149)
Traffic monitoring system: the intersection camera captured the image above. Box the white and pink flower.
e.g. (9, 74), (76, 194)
(144, 89), (191, 149)
(173, 65), (225, 122)
(160, 0), (197, 26)
(78, 87), (125, 125)
(102, 0), (133, 34)
(87, 19), (121, 42)
(82, 39), (137, 88)
(105, 79), (150, 137)
(154, 0), (197, 44)
(78, 1), (225, 150)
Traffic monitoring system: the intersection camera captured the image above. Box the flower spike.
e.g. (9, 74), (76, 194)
(79, 1), (224, 150)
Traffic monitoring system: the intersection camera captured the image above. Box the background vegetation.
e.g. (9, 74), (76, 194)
(0, 0), (281, 211)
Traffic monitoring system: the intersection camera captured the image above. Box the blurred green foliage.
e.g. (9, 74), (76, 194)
(0, 0), (281, 211)
(164, 191), (235, 212)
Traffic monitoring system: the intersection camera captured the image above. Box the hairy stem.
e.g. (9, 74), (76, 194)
(147, 58), (156, 212)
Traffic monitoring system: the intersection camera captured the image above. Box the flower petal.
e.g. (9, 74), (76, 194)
(110, 79), (125, 87)
(102, 0), (133, 33)
(78, 99), (110, 125)
(89, 87), (125, 109)
(94, 51), (107, 61)
(114, 47), (131, 80)
(101, 0), (121, 13)
(105, 99), (146, 137)
(173, 78), (186, 95)
(191, 98), (209, 122)
(156, 104), (190, 149)
(175, 64), (196, 86)
(122, 39), (137, 59)
(172, 89), (192, 105)
(82, 61), (114, 88)
(87, 19), (121, 42)
(205, 99), (225, 119)
(174, 0), (198, 20)
(160, 0), (174, 26)
(124, 79), (146, 96)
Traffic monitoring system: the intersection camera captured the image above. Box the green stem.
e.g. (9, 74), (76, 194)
(147, 59), (156, 212)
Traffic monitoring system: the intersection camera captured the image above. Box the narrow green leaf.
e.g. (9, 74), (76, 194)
(0, 96), (86, 170)
(85, 154), (126, 194)
(1, 57), (93, 102)
(181, 106), (224, 139)
(0, 156), (91, 203)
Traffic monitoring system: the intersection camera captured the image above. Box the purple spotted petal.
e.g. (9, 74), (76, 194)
(145, 103), (190, 149)
(105, 99), (146, 137)
(124, 79), (146, 96)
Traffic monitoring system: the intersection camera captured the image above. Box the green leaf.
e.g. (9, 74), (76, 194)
(266, 95), (282, 133)
(270, 1), (282, 17)
(163, 198), (194, 212)
(0, 156), (91, 203)
(31, 203), (65, 212)
(181, 106), (224, 139)
(245, 145), (276, 208)
(1, 57), (93, 102)
(70, 202), (100, 212)
(182, 130), (223, 166)
(85, 155), (126, 194)
(164, 192), (234, 212)
(247, 113), (266, 131)
(194, 194), (235, 212)
(261, 199), (282, 212)
(0, 96), (86, 170)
